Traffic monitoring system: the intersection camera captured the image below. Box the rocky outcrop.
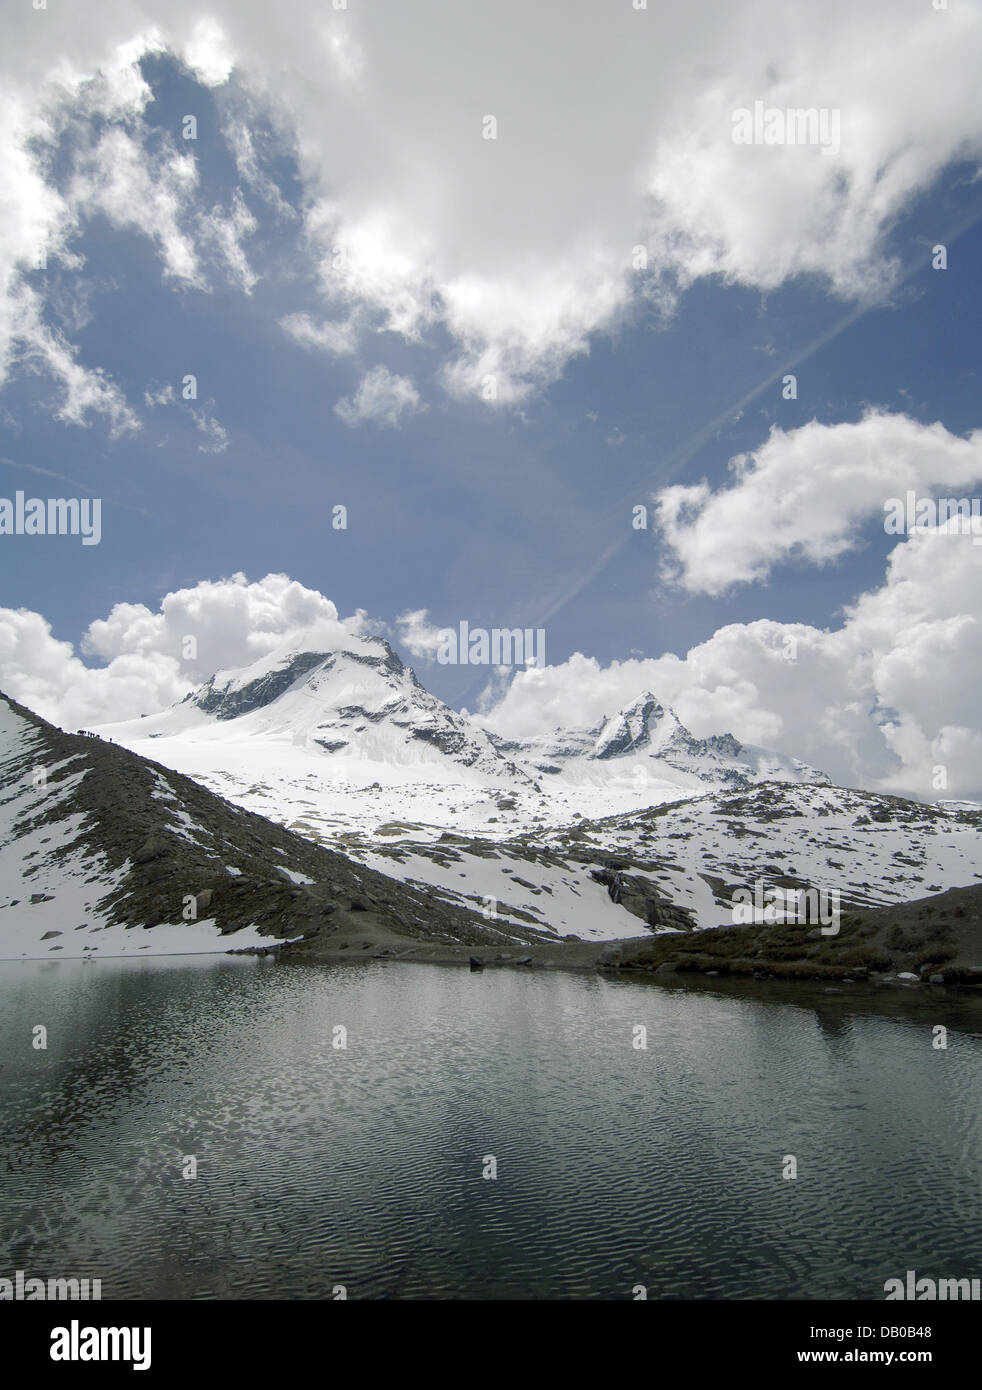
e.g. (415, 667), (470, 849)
(590, 864), (696, 932)
(192, 651), (329, 720)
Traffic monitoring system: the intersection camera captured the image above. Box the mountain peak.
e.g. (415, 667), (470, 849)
(192, 649), (332, 720)
(188, 631), (417, 722)
(592, 692), (678, 760)
(105, 632), (533, 786)
(494, 688), (826, 790)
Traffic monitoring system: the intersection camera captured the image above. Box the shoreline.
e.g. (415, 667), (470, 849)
(270, 922), (982, 996)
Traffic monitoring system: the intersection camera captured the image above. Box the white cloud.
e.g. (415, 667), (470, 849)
(640, 5), (982, 301)
(475, 524), (982, 800)
(335, 365), (425, 429)
(5, 531), (982, 798)
(70, 127), (201, 284)
(280, 310), (360, 357)
(143, 382), (230, 450)
(192, 408), (229, 453)
(198, 191), (258, 293)
(3, 1), (981, 419)
(224, 118), (296, 221)
(308, 204), (441, 345)
(255, 0), (982, 397)
(0, 573), (368, 729)
(0, 36), (199, 427)
(0, 607), (188, 732)
(655, 412), (982, 595)
(0, 79), (140, 431)
(144, 383), (175, 407)
(395, 609), (450, 661)
(15, 284), (139, 433)
(182, 17), (235, 88)
(81, 572), (356, 670)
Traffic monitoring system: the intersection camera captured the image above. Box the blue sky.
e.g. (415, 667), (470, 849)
(2, 1), (982, 797)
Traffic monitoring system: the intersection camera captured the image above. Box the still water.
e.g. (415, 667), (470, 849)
(1, 955), (980, 1300)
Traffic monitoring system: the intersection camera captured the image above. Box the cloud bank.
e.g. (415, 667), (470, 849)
(473, 521), (982, 800)
(2, 0), (981, 420)
(654, 412), (982, 595)
(4, 498), (982, 799)
(0, 572), (367, 729)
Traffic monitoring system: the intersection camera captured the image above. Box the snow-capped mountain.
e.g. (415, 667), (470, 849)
(7, 668), (981, 956)
(493, 691), (827, 791)
(84, 636), (850, 909)
(0, 691), (538, 960)
(338, 781), (982, 939)
(102, 635), (533, 787)
(98, 637), (825, 816)
(76, 637), (982, 947)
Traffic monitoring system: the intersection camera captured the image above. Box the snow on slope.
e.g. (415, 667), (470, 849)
(95, 640), (829, 850)
(101, 636), (532, 787)
(239, 781), (982, 939)
(2, 692), (548, 959)
(81, 638), (982, 942)
(85, 724), (982, 943)
(493, 691), (826, 791)
(0, 698), (286, 958)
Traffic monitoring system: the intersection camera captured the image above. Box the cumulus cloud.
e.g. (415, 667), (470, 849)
(5, 530), (982, 797)
(0, 33), (199, 428)
(0, 573), (369, 728)
(395, 609), (450, 661)
(640, 4), (982, 301)
(334, 365), (425, 429)
(474, 525), (982, 800)
(3, 1), (982, 421)
(654, 412), (982, 595)
(183, 16), (235, 88)
(0, 607), (189, 732)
